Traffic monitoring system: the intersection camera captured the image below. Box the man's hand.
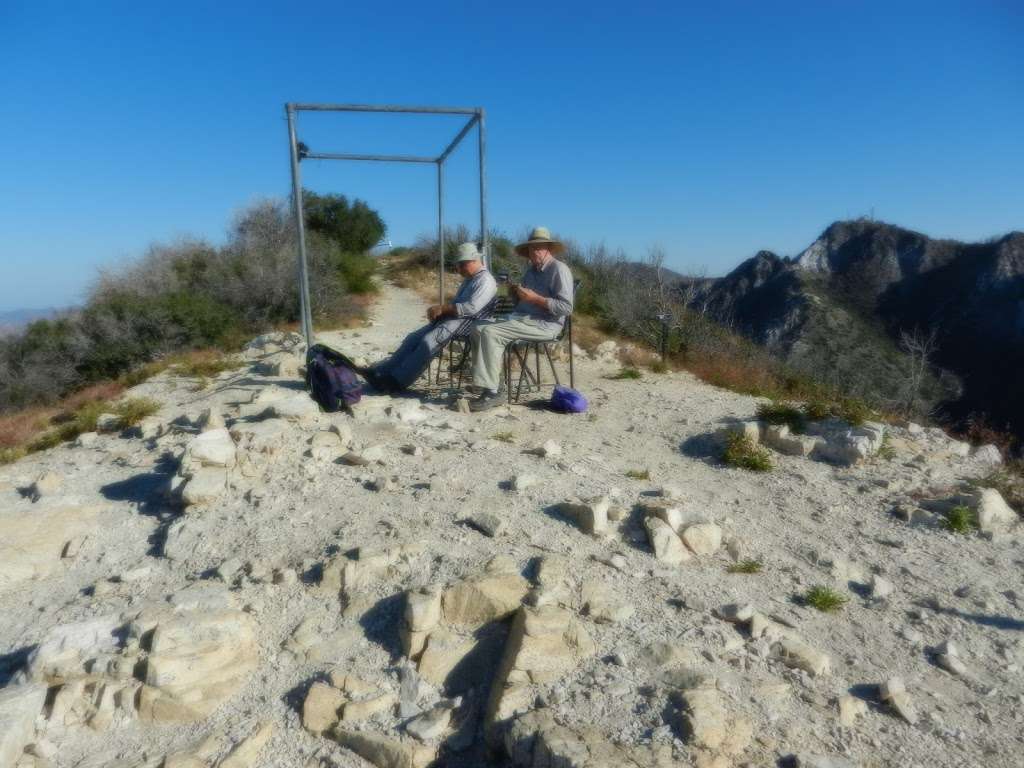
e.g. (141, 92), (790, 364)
(513, 285), (543, 305)
(427, 305), (442, 322)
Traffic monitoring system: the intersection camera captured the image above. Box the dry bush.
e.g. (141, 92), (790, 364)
(0, 406), (57, 449)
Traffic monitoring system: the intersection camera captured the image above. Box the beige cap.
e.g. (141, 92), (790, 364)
(454, 242), (483, 263)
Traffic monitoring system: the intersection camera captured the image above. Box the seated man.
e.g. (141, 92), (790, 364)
(468, 226), (574, 411)
(365, 242), (496, 392)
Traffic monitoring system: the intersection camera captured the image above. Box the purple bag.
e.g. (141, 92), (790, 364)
(306, 344), (363, 412)
(550, 385), (588, 413)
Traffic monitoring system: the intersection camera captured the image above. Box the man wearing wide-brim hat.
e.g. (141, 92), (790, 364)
(468, 226), (574, 411)
(364, 242), (496, 392)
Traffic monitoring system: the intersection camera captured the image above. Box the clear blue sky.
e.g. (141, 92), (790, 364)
(1, 1), (1021, 310)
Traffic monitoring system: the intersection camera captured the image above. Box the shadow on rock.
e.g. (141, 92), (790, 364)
(359, 592), (406, 659)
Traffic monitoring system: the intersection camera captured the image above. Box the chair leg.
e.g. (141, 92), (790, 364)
(544, 345), (560, 386)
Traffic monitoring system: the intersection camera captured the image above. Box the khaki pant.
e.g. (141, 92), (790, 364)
(470, 316), (560, 392)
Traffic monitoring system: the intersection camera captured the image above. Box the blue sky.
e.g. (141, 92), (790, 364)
(1, 1), (1021, 310)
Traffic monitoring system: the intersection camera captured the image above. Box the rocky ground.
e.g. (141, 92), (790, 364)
(1, 283), (1022, 768)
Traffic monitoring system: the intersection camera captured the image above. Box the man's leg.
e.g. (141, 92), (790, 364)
(470, 318), (557, 407)
(386, 323), (453, 390)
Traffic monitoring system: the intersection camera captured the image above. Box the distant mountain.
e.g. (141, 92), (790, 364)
(692, 220), (1024, 437)
(0, 308), (63, 336)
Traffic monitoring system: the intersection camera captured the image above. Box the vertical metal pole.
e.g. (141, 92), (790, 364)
(286, 105), (314, 346)
(437, 160), (445, 305)
(477, 108), (489, 270)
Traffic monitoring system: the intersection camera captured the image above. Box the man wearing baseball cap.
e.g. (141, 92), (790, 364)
(365, 242), (496, 392)
(468, 226), (574, 411)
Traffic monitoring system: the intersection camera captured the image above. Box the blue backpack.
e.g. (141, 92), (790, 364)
(305, 344), (363, 412)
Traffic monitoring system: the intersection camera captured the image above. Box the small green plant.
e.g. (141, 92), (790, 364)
(0, 446), (28, 465)
(803, 585), (848, 613)
(607, 367), (642, 380)
(835, 397), (872, 426)
(943, 505), (978, 534)
(727, 559), (763, 574)
(625, 468), (651, 480)
(491, 431), (515, 443)
(650, 360), (669, 374)
(756, 401), (806, 433)
(113, 397), (160, 427)
(722, 433), (773, 472)
(802, 399), (831, 421)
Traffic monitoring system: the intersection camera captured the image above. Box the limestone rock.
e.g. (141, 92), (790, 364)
(972, 444), (1002, 467)
(870, 574), (895, 599)
(972, 488), (1018, 533)
(837, 694), (868, 726)
(341, 692), (397, 722)
(557, 496), (610, 535)
(441, 571), (530, 626)
(487, 605), (596, 734)
(184, 427), (237, 469)
(511, 474), (538, 492)
(771, 636), (831, 676)
(0, 683), (48, 768)
(219, 721), (274, 768)
(309, 430), (345, 461)
(96, 412), (123, 433)
(406, 703), (452, 742)
(467, 511), (504, 538)
(761, 423), (821, 457)
(180, 468), (228, 506)
(341, 445), (385, 466)
(0, 505), (100, 593)
(715, 419), (761, 445)
(644, 516), (690, 565)
(679, 686), (753, 756)
(640, 499), (687, 532)
(402, 586), (442, 658)
(331, 729), (435, 768)
(506, 709), (658, 768)
(580, 580), (634, 624)
(681, 522), (722, 556)
(879, 677), (917, 724)
(270, 394), (321, 423)
(142, 610), (258, 721)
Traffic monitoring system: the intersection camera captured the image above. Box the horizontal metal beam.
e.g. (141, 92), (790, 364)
(437, 115), (480, 163)
(303, 152), (437, 164)
(289, 102), (480, 116)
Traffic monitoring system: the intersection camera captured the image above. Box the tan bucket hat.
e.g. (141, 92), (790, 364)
(514, 226), (565, 256)
(454, 242), (483, 263)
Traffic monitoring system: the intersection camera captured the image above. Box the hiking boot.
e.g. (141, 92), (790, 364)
(469, 389), (504, 412)
(364, 368), (399, 393)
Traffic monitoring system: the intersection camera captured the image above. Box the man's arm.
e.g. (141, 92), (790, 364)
(543, 262), (574, 318)
(454, 272), (496, 318)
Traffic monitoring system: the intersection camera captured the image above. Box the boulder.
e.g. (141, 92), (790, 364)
(269, 394), (321, 423)
(972, 444), (1002, 467)
(679, 686), (752, 756)
(715, 419), (761, 446)
(402, 587), (443, 658)
(644, 516), (690, 565)
(331, 729), (435, 768)
(0, 505), (100, 593)
(341, 692), (397, 723)
(972, 488), (1018, 533)
(441, 570), (530, 626)
(487, 605), (596, 737)
(681, 522), (722, 556)
(141, 610), (258, 721)
(218, 721), (274, 768)
(771, 636), (831, 676)
(761, 424), (821, 457)
(180, 468), (228, 506)
(556, 496), (609, 535)
(879, 677), (917, 724)
(0, 684), (48, 768)
(184, 428), (237, 469)
(29, 470), (62, 500)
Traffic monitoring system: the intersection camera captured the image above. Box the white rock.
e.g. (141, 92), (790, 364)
(644, 517), (690, 565)
(308, 431), (344, 462)
(270, 394), (321, 423)
(96, 413), (123, 433)
(530, 440), (562, 458)
(30, 470), (62, 500)
(681, 522), (722, 556)
(181, 468), (228, 506)
(870, 574), (895, 599)
(512, 474), (538, 492)
(972, 444), (1002, 467)
(557, 496), (610, 535)
(973, 488), (1018, 533)
(0, 683), (48, 767)
(186, 428), (236, 468)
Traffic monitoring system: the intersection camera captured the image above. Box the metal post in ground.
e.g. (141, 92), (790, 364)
(477, 108), (489, 270)
(286, 105), (314, 346)
(437, 160), (445, 305)
(657, 313), (671, 364)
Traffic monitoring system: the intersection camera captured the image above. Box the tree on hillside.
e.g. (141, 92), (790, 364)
(302, 190), (386, 253)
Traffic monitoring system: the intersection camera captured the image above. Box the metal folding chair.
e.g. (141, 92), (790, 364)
(502, 280), (580, 403)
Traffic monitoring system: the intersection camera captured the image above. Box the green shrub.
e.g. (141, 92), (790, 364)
(625, 468), (650, 480)
(877, 434), (896, 461)
(722, 433), (772, 472)
(757, 402), (806, 433)
(836, 397), (872, 426)
(491, 431), (515, 443)
(650, 360), (669, 374)
(802, 585), (848, 612)
(0, 446), (27, 465)
(114, 397), (160, 427)
(333, 251), (378, 294)
(803, 399), (831, 421)
(944, 505), (978, 534)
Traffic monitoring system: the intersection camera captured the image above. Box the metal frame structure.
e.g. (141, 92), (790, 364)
(285, 102), (488, 346)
